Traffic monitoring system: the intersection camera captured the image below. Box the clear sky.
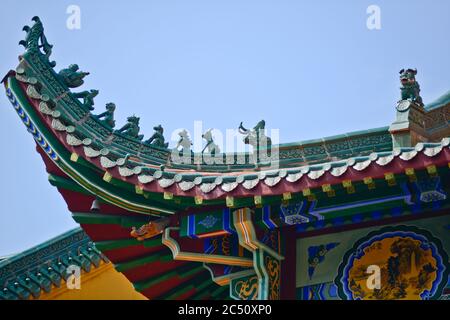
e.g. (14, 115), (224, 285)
(0, 0), (449, 255)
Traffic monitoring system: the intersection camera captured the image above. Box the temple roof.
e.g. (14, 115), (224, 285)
(425, 90), (450, 110)
(3, 16), (450, 301)
(3, 16), (450, 217)
(0, 228), (106, 300)
(0, 227), (228, 300)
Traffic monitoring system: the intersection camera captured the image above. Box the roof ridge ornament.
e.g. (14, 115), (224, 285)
(238, 120), (272, 162)
(398, 68), (424, 109)
(19, 16), (55, 67)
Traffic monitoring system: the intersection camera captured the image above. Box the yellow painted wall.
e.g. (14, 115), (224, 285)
(38, 262), (147, 300)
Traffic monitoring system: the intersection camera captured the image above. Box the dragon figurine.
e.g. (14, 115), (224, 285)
(58, 64), (90, 88)
(130, 218), (170, 241)
(115, 115), (144, 140)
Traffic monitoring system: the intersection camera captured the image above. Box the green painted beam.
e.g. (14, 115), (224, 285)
(48, 174), (92, 195)
(71, 212), (151, 227)
(133, 263), (202, 292)
(115, 249), (172, 272)
(156, 271), (211, 300)
(94, 237), (162, 251)
(189, 280), (222, 300)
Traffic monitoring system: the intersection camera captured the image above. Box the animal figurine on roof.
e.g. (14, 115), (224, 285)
(239, 120), (272, 158)
(72, 89), (99, 111)
(144, 125), (169, 148)
(115, 115), (144, 140)
(202, 129), (220, 156)
(175, 129), (193, 155)
(94, 102), (116, 129)
(58, 64), (90, 88)
(399, 68), (423, 105)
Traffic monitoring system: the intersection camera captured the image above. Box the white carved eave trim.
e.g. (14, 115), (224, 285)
(308, 170), (325, 180)
(242, 178), (260, 190)
(83, 146), (101, 158)
(376, 155), (394, 166)
(38, 102), (53, 115)
(51, 119), (66, 131)
(200, 183), (217, 194)
(158, 178), (175, 188)
(264, 176), (281, 187)
(330, 166), (348, 177)
(118, 166), (135, 177)
(424, 146), (443, 157)
(353, 160), (372, 171)
(138, 174), (155, 184)
(399, 150), (418, 161)
(221, 182), (239, 192)
(179, 180), (195, 191)
(100, 156), (116, 169)
(132, 166), (143, 175)
(286, 172), (303, 182)
(26, 85), (41, 99)
(66, 134), (83, 146)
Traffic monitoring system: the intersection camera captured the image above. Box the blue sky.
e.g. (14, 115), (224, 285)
(1, 0), (449, 255)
